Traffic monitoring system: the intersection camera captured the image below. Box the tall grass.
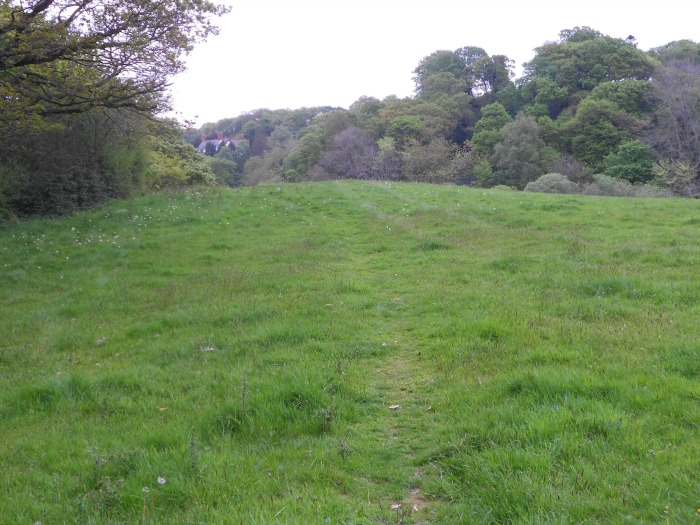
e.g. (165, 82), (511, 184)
(1, 182), (698, 523)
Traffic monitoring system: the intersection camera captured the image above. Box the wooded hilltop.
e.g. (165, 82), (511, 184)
(190, 28), (700, 199)
(2, 7), (699, 220)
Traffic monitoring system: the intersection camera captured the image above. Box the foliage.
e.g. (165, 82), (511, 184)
(491, 113), (547, 189)
(242, 140), (296, 185)
(473, 158), (495, 187)
(1, 109), (159, 216)
(588, 80), (654, 116)
(563, 97), (639, 172)
(177, 29), (699, 200)
(372, 137), (402, 180)
(318, 127), (377, 179)
(525, 173), (580, 194)
(147, 120), (215, 188)
(386, 115), (424, 149)
(445, 145), (487, 185)
(523, 26), (656, 94)
(471, 102), (513, 154)
(209, 157), (240, 187)
(413, 50), (467, 96)
(520, 77), (569, 118)
(0, 0), (228, 125)
(649, 40), (700, 65)
(400, 138), (458, 183)
(282, 126), (325, 181)
(652, 158), (700, 196)
(603, 139), (656, 183)
(547, 154), (594, 184)
(0, 161), (26, 222)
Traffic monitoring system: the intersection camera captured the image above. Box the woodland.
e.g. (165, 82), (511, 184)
(1, 0), (699, 220)
(192, 29), (700, 199)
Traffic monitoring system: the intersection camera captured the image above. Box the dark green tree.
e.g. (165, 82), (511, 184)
(472, 102), (512, 154)
(563, 97), (640, 172)
(523, 27), (656, 95)
(603, 140), (656, 183)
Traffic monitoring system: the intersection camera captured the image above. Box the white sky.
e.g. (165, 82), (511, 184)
(169, 0), (699, 126)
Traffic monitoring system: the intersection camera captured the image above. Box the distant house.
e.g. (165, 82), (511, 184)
(197, 132), (245, 155)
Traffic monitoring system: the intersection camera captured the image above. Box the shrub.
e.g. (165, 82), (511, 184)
(582, 174), (672, 198)
(603, 139), (656, 183)
(525, 173), (580, 194)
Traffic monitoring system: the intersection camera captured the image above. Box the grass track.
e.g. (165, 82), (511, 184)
(1, 181), (699, 523)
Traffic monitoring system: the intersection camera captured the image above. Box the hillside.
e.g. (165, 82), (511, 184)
(1, 182), (699, 523)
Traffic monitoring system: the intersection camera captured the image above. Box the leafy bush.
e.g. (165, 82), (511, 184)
(525, 173), (580, 194)
(603, 139), (656, 183)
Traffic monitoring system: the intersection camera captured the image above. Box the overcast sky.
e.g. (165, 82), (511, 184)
(168, 0), (699, 126)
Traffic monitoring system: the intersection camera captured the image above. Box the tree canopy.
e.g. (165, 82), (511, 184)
(0, 0), (228, 124)
(5, 22), (700, 220)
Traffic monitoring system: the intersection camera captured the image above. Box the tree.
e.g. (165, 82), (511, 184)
(349, 96), (384, 139)
(471, 102), (512, 154)
(491, 113), (547, 189)
(0, 0), (228, 125)
(603, 140), (656, 183)
(282, 125), (324, 181)
(318, 127), (377, 180)
(373, 137), (402, 181)
(413, 50), (466, 96)
(563, 97), (639, 172)
(648, 60), (700, 168)
(401, 138), (458, 183)
(471, 54), (514, 96)
(649, 40), (700, 66)
(652, 158), (699, 196)
(523, 27), (656, 95)
(386, 115), (423, 149)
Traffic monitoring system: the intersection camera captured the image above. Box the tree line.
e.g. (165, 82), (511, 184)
(3, 14), (700, 220)
(195, 28), (700, 198)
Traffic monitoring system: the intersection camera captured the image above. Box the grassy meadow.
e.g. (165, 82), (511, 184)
(1, 181), (699, 523)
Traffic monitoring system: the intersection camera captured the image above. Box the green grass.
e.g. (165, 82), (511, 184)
(1, 181), (699, 523)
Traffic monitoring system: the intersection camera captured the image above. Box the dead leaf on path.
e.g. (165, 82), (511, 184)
(95, 337), (106, 344)
(390, 503), (402, 510)
(389, 405), (402, 410)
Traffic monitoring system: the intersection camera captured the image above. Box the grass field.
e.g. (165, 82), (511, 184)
(1, 181), (699, 523)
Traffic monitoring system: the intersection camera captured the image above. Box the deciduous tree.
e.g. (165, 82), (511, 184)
(0, 0), (228, 125)
(491, 113), (547, 189)
(319, 127), (376, 180)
